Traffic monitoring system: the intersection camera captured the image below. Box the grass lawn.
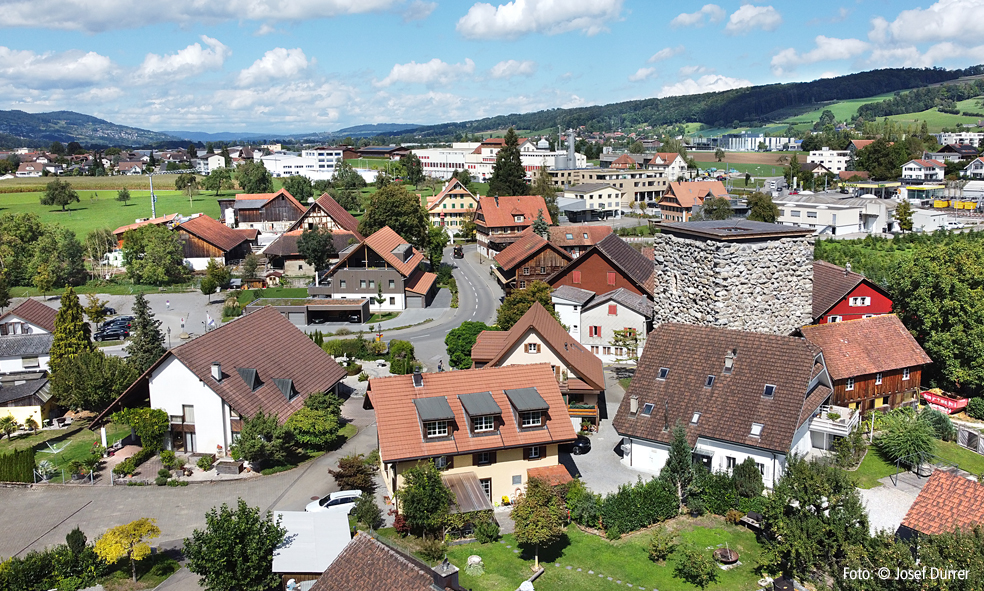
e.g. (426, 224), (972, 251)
(850, 440), (984, 489)
(368, 312), (399, 323)
(8, 421), (131, 483)
(781, 92), (899, 125)
(379, 518), (765, 591)
(238, 287), (309, 305)
(933, 440), (984, 476)
(9, 281), (197, 298)
(696, 161), (786, 177)
(618, 377), (632, 391)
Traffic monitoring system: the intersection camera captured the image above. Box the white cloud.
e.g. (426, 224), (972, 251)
(403, 0), (437, 21)
(237, 48), (311, 87)
(648, 45), (684, 63)
(375, 58), (475, 87)
(254, 24), (280, 36)
(0, 0), (403, 32)
(134, 36), (230, 84)
(869, 0), (984, 44)
(489, 59), (537, 79)
(0, 47), (114, 89)
(628, 67), (657, 82)
(869, 42), (984, 69)
(657, 74), (752, 98)
(679, 65), (708, 76)
(725, 5), (782, 34)
(456, 0), (623, 39)
(771, 36), (869, 75)
(670, 4), (724, 28)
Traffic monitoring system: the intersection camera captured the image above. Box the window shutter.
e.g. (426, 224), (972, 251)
(536, 343), (542, 353)
(489, 451), (497, 465)
(572, 271), (581, 284)
(473, 453), (481, 465)
(538, 446), (546, 459)
(607, 272), (616, 286)
(446, 455), (454, 469)
(522, 447), (530, 460)
(608, 304), (617, 315)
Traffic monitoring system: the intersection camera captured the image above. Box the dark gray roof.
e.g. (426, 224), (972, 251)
(0, 377), (49, 405)
(457, 391), (501, 417)
(237, 367), (261, 392)
(273, 378), (298, 401)
(504, 387), (549, 411)
(552, 285), (595, 305)
(594, 234), (654, 288)
(0, 334), (53, 357)
(413, 397), (455, 421)
(659, 220), (815, 242)
(585, 287), (653, 317)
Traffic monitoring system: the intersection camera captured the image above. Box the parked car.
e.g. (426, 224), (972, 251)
(103, 318), (132, 330)
(94, 326), (130, 341)
(305, 490), (362, 513)
(563, 435), (592, 455)
(347, 314), (361, 323)
(101, 306), (116, 316)
(310, 317), (327, 325)
(453, 245), (464, 259)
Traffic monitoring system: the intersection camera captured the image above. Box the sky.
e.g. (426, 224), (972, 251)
(2, 0), (984, 134)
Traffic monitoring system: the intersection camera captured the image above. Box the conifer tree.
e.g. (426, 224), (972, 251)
(49, 287), (93, 376)
(488, 128), (530, 197)
(532, 209), (549, 238)
(125, 292), (166, 374)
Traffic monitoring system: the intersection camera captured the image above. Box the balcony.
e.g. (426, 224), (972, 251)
(567, 404), (599, 419)
(809, 404), (860, 437)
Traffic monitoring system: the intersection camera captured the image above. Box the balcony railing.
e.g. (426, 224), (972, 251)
(809, 404), (860, 437)
(567, 404), (598, 418)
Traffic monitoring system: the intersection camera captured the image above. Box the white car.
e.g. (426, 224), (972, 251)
(305, 489), (362, 513)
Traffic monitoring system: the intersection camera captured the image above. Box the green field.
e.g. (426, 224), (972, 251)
(850, 440), (984, 489)
(696, 162), (785, 177)
(880, 97), (984, 131)
(782, 92), (899, 125)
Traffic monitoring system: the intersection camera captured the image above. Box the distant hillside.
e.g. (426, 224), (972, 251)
(161, 130), (274, 143)
(395, 66), (984, 141)
(334, 123), (421, 137)
(0, 110), (179, 147)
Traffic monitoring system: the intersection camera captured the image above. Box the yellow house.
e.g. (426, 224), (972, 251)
(426, 178), (478, 237)
(0, 375), (53, 425)
(366, 364), (578, 508)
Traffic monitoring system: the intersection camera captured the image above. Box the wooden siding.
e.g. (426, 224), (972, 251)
(818, 283), (893, 324)
(180, 232), (226, 259)
(507, 250), (570, 294)
(548, 251), (646, 296)
(832, 367), (923, 410)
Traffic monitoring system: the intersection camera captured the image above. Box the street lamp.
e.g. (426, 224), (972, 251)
(167, 326), (171, 349)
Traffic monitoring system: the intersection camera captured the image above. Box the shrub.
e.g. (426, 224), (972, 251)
(388, 340), (416, 374)
(358, 371), (369, 382)
(599, 477), (676, 536)
(157, 468), (171, 479)
(393, 513), (409, 536)
(334, 328), (352, 336)
(833, 428), (867, 468)
(725, 509), (745, 525)
(648, 526), (676, 563)
(329, 453), (378, 493)
(418, 537), (446, 563)
(113, 458), (135, 477)
(436, 263), (453, 285)
(674, 546), (718, 589)
(160, 450), (176, 469)
(876, 408), (936, 467)
(345, 363), (363, 376)
(352, 494), (383, 530)
(148, 558), (179, 577)
(167, 479), (188, 486)
(155, 475), (169, 486)
(826, 412), (841, 421)
(197, 455), (215, 471)
(692, 468), (738, 515)
(966, 397), (984, 420)
(0, 447), (35, 483)
(920, 407), (957, 442)
(474, 519), (500, 543)
(737, 495), (766, 515)
(733, 457), (765, 498)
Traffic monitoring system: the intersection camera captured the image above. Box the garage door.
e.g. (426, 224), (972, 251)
(406, 295), (423, 308)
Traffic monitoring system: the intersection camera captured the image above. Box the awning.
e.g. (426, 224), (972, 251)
(457, 392), (501, 417)
(412, 397), (455, 421)
(443, 472), (494, 513)
(527, 464), (573, 487)
(504, 387), (549, 411)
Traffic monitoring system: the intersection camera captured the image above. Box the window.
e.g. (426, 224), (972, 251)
(368, 280), (375, 288)
(846, 377), (855, 391)
(425, 421), (449, 438)
(519, 281), (526, 289)
(641, 403), (654, 416)
(339, 280), (346, 288)
(875, 372), (883, 385)
(182, 405), (195, 424)
(807, 211), (818, 219)
(726, 457), (736, 471)
(21, 356), (39, 369)
(472, 416), (495, 433)
(658, 367), (669, 380)
(389, 297), (396, 305)
(566, 233), (574, 239)
(590, 346), (599, 354)
(572, 270), (582, 284)
(526, 446), (541, 459)
(903, 368), (910, 380)
(750, 423), (763, 437)
(523, 267), (530, 275)
(756, 462), (766, 476)
(528, 343), (541, 354)
(520, 411), (542, 427)
(608, 304), (618, 315)
(763, 384), (776, 398)
(539, 266), (546, 274)
(479, 478), (492, 500)
(878, 396), (889, 407)
(607, 272), (616, 286)
(828, 316), (842, 322)
(512, 475), (522, 485)
(389, 279), (395, 288)
(791, 210), (801, 217)
(434, 455), (451, 470)
(615, 347), (624, 356)
(360, 279), (367, 288)
(691, 412), (701, 424)
(603, 346), (612, 355)
(583, 233), (588, 239)
(849, 296), (871, 307)
(588, 326), (601, 337)
(705, 375), (715, 388)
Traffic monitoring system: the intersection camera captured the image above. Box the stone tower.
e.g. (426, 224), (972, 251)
(652, 220), (814, 335)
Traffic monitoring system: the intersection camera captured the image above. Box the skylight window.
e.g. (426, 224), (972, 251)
(691, 412), (701, 424)
(763, 384), (776, 399)
(705, 375), (715, 388)
(566, 233), (574, 239)
(641, 403), (654, 416)
(750, 423), (763, 437)
(658, 367), (669, 380)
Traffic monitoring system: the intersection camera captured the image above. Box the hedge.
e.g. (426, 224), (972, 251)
(599, 477), (677, 538)
(0, 447), (35, 483)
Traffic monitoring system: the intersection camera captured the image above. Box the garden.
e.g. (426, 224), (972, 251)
(0, 419), (130, 483)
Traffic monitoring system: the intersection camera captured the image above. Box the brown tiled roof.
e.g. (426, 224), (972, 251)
(663, 181), (728, 208)
(528, 464), (573, 486)
(234, 188), (305, 212)
(583, 287), (652, 317)
(235, 228), (259, 241)
(839, 171), (870, 180)
(850, 140), (875, 151)
(427, 178), (475, 212)
(0, 299), (57, 332)
(310, 532), (437, 591)
(611, 154), (637, 167)
(476, 195), (551, 229)
(800, 315), (931, 380)
(113, 213), (179, 237)
(406, 270), (437, 295)
(812, 260), (865, 319)
(494, 232), (571, 273)
(330, 226), (424, 278)
(92, 307), (346, 427)
(911, 159), (944, 168)
(368, 363), (578, 463)
(314, 193), (362, 234)
(547, 225), (612, 248)
(263, 229), (361, 258)
(901, 471), (984, 536)
(470, 331), (510, 360)
(471, 303), (605, 391)
(613, 323), (828, 453)
(177, 214), (249, 253)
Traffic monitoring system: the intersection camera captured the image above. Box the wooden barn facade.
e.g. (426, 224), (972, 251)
(176, 214), (252, 270)
(492, 231), (571, 294)
(218, 189), (306, 233)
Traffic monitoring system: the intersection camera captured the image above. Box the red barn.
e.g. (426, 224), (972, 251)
(812, 261), (893, 324)
(546, 234), (654, 297)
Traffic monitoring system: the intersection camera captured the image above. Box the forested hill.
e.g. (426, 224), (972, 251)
(400, 66), (984, 139)
(0, 110), (178, 146)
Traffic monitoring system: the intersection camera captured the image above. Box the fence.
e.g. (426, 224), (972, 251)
(957, 426), (984, 456)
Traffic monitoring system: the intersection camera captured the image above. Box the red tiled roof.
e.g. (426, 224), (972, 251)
(470, 137), (530, 154)
(405, 270), (437, 295)
(470, 331), (510, 360)
(911, 159), (944, 168)
(235, 228), (259, 241)
(494, 232), (571, 273)
(0, 299), (57, 332)
(476, 195), (551, 229)
(901, 471), (984, 536)
(839, 171), (870, 180)
(368, 364), (578, 463)
(427, 178), (475, 212)
(800, 315), (931, 380)
(113, 213), (179, 237)
(850, 140), (875, 151)
(234, 188), (305, 212)
(366, 227), (424, 277)
(177, 214), (249, 252)
(812, 260), (864, 320)
(471, 302), (605, 391)
(662, 181), (728, 208)
(528, 464), (573, 486)
(651, 152), (683, 164)
(547, 225), (612, 248)
(310, 532), (437, 591)
(611, 154), (637, 167)
(314, 193), (361, 235)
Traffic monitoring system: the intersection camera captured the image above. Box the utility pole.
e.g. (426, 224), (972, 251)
(149, 173), (156, 218)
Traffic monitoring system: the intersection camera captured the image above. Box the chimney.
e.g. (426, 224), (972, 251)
(629, 396), (639, 414)
(211, 362), (222, 382)
(494, 195), (499, 206)
(845, 262), (852, 274)
(724, 349), (736, 374)
(412, 367), (423, 388)
(431, 558), (460, 590)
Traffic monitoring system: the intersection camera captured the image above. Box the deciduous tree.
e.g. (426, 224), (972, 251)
(116, 187), (131, 206)
(489, 128), (529, 197)
(285, 406), (339, 450)
(49, 287), (93, 376)
(204, 258), (231, 289)
(94, 518), (161, 583)
(202, 167), (233, 196)
(297, 227), (336, 285)
(174, 173), (199, 201)
(40, 179), (80, 211)
(358, 184), (429, 251)
(400, 153), (424, 186)
(495, 281), (557, 330)
(236, 161), (274, 194)
(121, 224), (188, 286)
(895, 199), (913, 233)
(691, 197), (733, 221)
(512, 477), (567, 569)
(397, 461), (454, 536)
(445, 321), (495, 369)
(242, 253), (259, 279)
(714, 148), (725, 162)
(283, 175), (314, 203)
(747, 191), (780, 223)
(125, 292), (166, 374)
(328, 453), (378, 493)
(51, 350), (139, 413)
(427, 225), (449, 270)
(235, 410), (291, 467)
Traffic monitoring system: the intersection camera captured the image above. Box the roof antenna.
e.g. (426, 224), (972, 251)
(663, 399), (669, 432)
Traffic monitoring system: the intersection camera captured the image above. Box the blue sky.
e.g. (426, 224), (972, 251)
(1, 0), (983, 134)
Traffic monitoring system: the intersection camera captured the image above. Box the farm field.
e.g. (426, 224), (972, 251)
(880, 97), (984, 131)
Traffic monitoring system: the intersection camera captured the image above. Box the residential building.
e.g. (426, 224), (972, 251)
(310, 532), (464, 591)
(470, 303), (606, 426)
(547, 233), (655, 298)
(561, 287), (652, 365)
(901, 159), (945, 181)
(0, 299), (56, 338)
(561, 183), (623, 221)
(492, 232), (571, 293)
(175, 214), (253, 270)
(0, 373), (53, 425)
(260, 147), (345, 181)
(839, 171), (870, 181)
(326, 226), (438, 310)
(800, 314), (931, 412)
(90, 306), (346, 455)
(934, 131), (984, 146)
(272, 511), (351, 589)
(0, 299), (56, 377)
(194, 154), (226, 175)
(426, 178), (478, 235)
(608, 154), (638, 169)
(367, 364), (578, 505)
(897, 471), (984, 541)
(807, 147), (851, 174)
(800, 162), (834, 177)
(474, 195), (551, 258)
(925, 143), (979, 162)
(775, 193), (897, 235)
(613, 323), (848, 488)
(658, 181), (728, 222)
(547, 225), (612, 258)
(812, 261), (893, 324)
(117, 161), (144, 175)
(550, 153), (687, 211)
(551, 285), (596, 343)
(217, 189), (306, 233)
(112, 214), (180, 247)
(963, 157), (984, 179)
(15, 162), (43, 177)
(263, 194), (363, 276)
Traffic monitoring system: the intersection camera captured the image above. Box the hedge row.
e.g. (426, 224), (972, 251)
(0, 447), (35, 483)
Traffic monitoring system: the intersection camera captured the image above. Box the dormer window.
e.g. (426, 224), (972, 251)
(750, 423), (763, 437)
(514, 215), (524, 222)
(425, 421), (449, 438)
(520, 411), (542, 427)
(763, 384), (776, 398)
(658, 367), (669, 380)
(472, 415), (495, 432)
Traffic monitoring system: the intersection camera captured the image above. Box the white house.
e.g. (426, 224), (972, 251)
(90, 307), (346, 456)
(775, 193), (897, 236)
(562, 183), (622, 220)
(260, 147), (345, 181)
(552, 286), (652, 365)
(0, 300), (57, 375)
(963, 157), (984, 179)
(613, 323), (846, 489)
(934, 131), (984, 146)
(807, 147), (851, 174)
(901, 159), (945, 181)
(412, 137), (586, 182)
(195, 154), (226, 176)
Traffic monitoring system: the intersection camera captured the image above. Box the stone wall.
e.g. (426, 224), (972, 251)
(652, 233), (813, 335)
